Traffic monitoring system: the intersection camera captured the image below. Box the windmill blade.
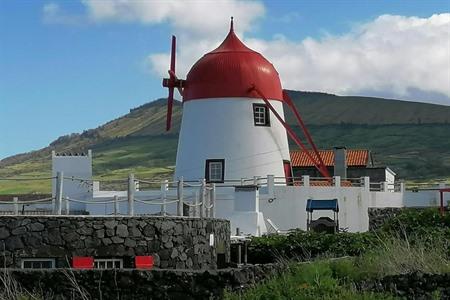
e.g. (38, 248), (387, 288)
(166, 35), (176, 131)
(170, 35), (176, 75)
(166, 87), (174, 131)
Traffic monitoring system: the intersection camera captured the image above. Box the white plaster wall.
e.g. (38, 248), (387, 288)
(174, 98), (291, 181)
(404, 190), (442, 207)
(52, 151), (93, 211)
(259, 186), (369, 232)
(385, 170), (395, 185)
(370, 191), (404, 207)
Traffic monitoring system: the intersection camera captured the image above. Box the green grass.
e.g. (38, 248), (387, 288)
(228, 235), (449, 299)
(0, 136), (177, 194)
(227, 209), (450, 299)
(225, 260), (397, 300)
(2, 124), (449, 193)
(1, 92), (449, 194)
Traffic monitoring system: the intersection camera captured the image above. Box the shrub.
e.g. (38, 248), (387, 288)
(248, 208), (450, 264)
(248, 231), (377, 264)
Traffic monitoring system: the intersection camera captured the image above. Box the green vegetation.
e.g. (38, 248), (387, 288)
(1, 92), (449, 194)
(226, 209), (450, 299)
(248, 209), (450, 264)
(285, 90), (450, 125)
(225, 260), (397, 300)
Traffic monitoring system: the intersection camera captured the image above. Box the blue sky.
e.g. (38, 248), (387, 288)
(0, 0), (449, 159)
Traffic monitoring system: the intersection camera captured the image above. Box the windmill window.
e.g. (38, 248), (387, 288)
(253, 104), (270, 126)
(205, 159), (225, 183)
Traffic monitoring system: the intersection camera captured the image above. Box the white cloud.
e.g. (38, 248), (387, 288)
(148, 12), (450, 104)
(43, 2), (86, 25)
(248, 13), (450, 104)
(43, 1), (450, 104)
(81, 0), (265, 38)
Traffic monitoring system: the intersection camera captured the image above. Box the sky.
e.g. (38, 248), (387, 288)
(0, 0), (449, 159)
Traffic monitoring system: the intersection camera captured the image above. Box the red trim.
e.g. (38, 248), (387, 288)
(72, 256), (94, 269)
(135, 256), (154, 269)
(440, 188), (450, 216)
(283, 160), (293, 185)
(250, 85), (331, 178)
(283, 91), (328, 173)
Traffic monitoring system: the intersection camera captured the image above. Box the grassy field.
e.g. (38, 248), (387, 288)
(1, 124), (449, 194)
(0, 136), (177, 194)
(1, 92), (449, 194)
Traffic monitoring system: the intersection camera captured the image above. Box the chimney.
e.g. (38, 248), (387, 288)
(333, 147), (347, 178)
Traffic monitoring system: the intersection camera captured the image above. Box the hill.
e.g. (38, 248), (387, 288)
(1, 91), (449, 193)
(285, 91), (450, 125)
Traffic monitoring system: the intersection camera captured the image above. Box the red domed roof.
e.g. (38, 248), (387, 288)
(183, 21), (283, 101)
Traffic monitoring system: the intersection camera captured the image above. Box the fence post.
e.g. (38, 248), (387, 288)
(13, 197), (19, 215)
(128, 174), (135, 216)
(253, 176), (260, 186)
(302, 175), (310, 187)
(200, 179), (206, 218)
(210, 183), (216, 218)
(161, 180), (168, 216)
(114, 195), (119, 215)
(363, 177), (370, 192)
(177, 177), (184, 216)
(267, 175), (274, 195)
(240, 178), (245, 186)
(65, 198), (70, 215)
(194, 190), (199, 217)
(55, 171), (63, 215)
(382, 181), (388, 192)
(333, 176), (341, 188)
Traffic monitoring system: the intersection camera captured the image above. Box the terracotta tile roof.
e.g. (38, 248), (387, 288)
(290, 149), (369, 167)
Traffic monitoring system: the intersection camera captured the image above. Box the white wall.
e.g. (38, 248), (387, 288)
(259, 185), (369, 232)
(52, 151), (93, 211)
(175, 98), (291, 181)
(370, 191), (403, 207)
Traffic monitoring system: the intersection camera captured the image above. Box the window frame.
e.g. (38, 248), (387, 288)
(205, 159), (225, 183)
(253, 103), (270, 127)
(21, 258), (55, 269)
(94, 258), (123, 269)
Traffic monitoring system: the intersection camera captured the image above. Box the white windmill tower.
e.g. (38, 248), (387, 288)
(162, 18), (330, 184)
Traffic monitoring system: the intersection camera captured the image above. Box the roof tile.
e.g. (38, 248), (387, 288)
(290, 149), (369, 167)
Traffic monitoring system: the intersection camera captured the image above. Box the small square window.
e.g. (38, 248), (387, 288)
(21, 258), (55, 269)
(205, 159), (225, 183)
(253, 104), (270, 126)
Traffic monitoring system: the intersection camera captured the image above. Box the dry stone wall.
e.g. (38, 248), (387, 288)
(368, 207), (404, 230)
(6, 264), (284, 300)
(0, 216), (230, 270)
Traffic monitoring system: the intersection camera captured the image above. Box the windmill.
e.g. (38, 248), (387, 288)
(162, 36), (185, 131)
(162, 19), (330, 181)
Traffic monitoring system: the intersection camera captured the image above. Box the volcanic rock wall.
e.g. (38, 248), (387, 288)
(0, 216), (230, 270)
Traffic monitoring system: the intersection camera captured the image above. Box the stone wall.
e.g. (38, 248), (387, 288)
(359, 272), (450, 299)
(0, 216), (230, 270)
(5, 264), (284, 300)
(368, 207), (404, 230)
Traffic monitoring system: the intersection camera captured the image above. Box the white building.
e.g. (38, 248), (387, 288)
(174, 20), (291, 183)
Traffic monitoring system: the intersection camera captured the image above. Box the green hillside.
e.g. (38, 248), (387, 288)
(285, 91), (450, 125)
(1, 91), (449, 194)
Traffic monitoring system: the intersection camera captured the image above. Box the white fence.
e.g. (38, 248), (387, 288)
(0, 172), (216, 217)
